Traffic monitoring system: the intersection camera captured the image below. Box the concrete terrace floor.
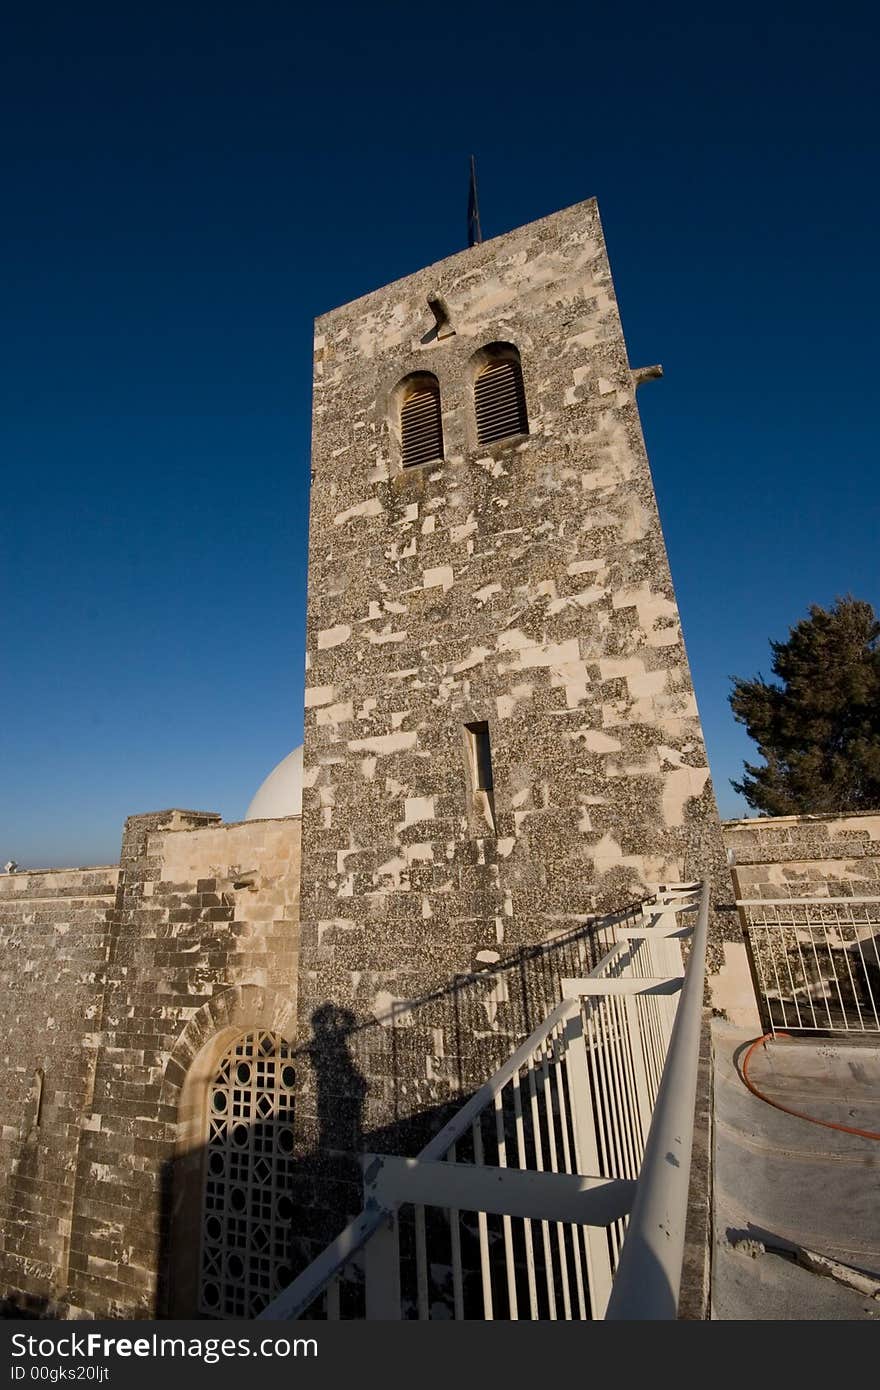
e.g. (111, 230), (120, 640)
(711, 1023), (880, 1319)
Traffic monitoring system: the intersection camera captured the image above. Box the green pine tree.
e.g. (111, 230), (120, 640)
(729, 596), (880, 815)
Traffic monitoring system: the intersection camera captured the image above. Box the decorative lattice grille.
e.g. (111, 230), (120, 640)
(200, 1030), (296, 1318)
(400, 380), (443, 467)
(474, 358), (528, 444)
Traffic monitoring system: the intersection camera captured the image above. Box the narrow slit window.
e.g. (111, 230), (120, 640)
(466, 721), (494, 792)
(400, 375), (443, 468)
(474, 350), (528, 445)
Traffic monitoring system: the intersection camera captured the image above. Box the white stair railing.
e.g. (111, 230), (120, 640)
(259, 881), (708, 1321)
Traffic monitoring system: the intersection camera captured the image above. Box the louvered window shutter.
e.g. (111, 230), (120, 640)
(474, 359), (528, 445)
(401, 383), (443, 467)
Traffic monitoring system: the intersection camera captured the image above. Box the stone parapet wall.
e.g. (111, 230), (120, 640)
(0, 813), (302, 1318)
(0, 867), (119, 1313)
(708, 812), (880, 1028)
(723, 812), (880, 899)
(66, 812), (301, 1318)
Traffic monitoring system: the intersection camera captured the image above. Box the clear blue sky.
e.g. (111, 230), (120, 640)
(2, 3), (878, 868)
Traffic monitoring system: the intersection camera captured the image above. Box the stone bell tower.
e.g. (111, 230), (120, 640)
(293, 198), (725, 1223)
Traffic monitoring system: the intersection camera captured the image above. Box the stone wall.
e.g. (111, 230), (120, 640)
(0, 812), (301, 1318)
(2, 196), (735, 1315)
(0, 866), (118, 1314)
(296, 197), (727, 1241)
(707, 812), (880, 1028)
(723, 812), (880, 899)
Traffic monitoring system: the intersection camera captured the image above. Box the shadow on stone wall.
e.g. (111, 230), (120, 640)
(156, 909), (631, 1319)
(0, 1293), (56, 1320)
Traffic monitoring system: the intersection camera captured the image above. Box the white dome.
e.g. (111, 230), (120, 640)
(246, 746), (303, 820)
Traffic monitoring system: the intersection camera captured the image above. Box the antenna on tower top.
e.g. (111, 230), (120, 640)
(467, 155), (483, 248)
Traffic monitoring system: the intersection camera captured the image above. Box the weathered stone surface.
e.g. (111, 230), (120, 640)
(724, 811), (880, 898)
(0, 814), (300, 1317)
(295, 197), (727, 1244)
(0, 867), (117, 1312)
(1, 196), (732, 1317)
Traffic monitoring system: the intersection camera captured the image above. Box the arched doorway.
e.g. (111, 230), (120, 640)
(199, 1030), (296, 1317)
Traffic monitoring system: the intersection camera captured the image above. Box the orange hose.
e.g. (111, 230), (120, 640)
(740, 1033), (880, 1142)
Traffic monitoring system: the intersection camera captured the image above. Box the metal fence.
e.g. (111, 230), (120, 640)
(738, 897), (880, 1035)
(259, 880), (709, 1321)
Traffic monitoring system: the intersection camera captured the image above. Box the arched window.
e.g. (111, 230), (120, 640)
(398, 373), (443, 468)
(200, 1030), (296, 1318)
(473, 344), (528, 445)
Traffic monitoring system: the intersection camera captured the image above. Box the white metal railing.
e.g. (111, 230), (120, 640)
(738, 897), (880, 1035)
(259, 880), (709, 1321)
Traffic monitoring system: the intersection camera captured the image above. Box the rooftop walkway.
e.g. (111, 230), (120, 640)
(711, 1023), (880, 1319)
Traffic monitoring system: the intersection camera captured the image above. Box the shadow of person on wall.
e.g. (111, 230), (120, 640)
(308, 1002), (367, 1154)
(286, 1002), (371, 1273)
(154, 911), (625, 1318)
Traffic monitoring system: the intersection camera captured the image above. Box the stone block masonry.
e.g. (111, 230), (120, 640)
(708, 812), (880, 1028)
(0, 811), (301, 1317)
(0, 867), (118, 1314)
(1, 195), (735, 1316)
(723, 811), (880, 899)
(296, 197), (728, 1241)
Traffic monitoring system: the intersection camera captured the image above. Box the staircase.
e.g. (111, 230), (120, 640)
(259, 880), (710, 1321)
